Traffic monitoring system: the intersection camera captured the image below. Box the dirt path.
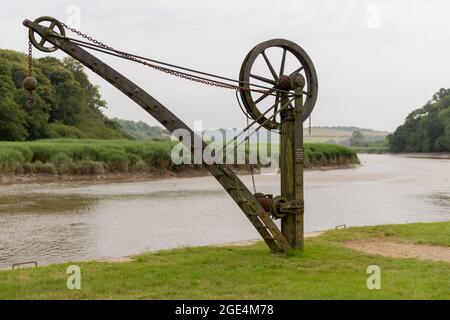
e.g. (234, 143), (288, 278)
(344, 238), (450, 263)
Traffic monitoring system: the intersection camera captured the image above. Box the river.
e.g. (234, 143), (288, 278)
(0, 154), (449, 269)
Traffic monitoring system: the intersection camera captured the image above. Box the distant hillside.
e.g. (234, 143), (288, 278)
(303, 126), (389, 144)
(0, 49), (130, 141)
(113, 118), (170, 140)
(313, 126), (378, 133)
(199, 126), (388, 145)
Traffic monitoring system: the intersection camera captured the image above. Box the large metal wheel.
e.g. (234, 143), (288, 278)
(29, 16), (65, 52)
(239, 39), (318, 130)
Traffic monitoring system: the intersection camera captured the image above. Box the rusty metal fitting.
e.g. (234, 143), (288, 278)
(254, 193), (273, 213)
(269, 196), (304, 219)
(276, 75), (292, 91)
(275, 74), (305, 92)
(23, 76), (37, 91)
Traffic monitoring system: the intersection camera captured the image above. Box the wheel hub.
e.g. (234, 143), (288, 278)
(276, 75), (292, 91)
(239, 39), (318, 130)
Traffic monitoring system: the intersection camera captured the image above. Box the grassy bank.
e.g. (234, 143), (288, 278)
(0, 222), (448, 299)
(0, 139), (174, 176)
(303, 143), (358, 166)
(0, 139), (359, 176)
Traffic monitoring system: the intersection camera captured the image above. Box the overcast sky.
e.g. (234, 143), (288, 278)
(1, 0), (449, 132)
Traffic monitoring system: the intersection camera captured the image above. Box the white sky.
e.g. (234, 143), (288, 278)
(1, 0), (449, 132)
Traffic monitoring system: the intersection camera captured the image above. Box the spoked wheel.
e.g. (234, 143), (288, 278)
(28, 16), (65, 52)
(239, 39), (318, 130)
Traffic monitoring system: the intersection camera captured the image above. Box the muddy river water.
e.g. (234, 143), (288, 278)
(0, 154), (449, 268)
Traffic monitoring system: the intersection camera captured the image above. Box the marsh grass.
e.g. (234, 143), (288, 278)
(0, 139), (359, 175)
(0, 139), (175, 175)
(303, 143), (359, 166)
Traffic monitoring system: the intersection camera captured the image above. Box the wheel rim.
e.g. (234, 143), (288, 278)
(29, 16), (65, 53)
(239, 39), (318, 130)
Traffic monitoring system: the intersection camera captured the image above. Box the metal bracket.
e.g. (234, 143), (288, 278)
(12, 261), (38, 270)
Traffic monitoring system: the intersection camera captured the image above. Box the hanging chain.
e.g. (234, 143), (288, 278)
(59, 22), (272, 95)
(61, 22), (110, 50)
(309, 115), (312, 135)
(27, 41), (33, 106)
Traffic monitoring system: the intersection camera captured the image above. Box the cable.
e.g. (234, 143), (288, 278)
(222, 98), (282, 153)
(235, 90), (251, 119)
(246, 115), (257, 194)
(63, 36), (292, 95)
(235, 91), (256, 193)
(224, 96), (295, 155)
(71, 39), (273, 94)
(309, 115), (312, 135)
(58, 28), (294, 96)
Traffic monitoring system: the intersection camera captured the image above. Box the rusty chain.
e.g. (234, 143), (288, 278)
(60, 22), (273, 95)
(27, 41), (33, 76)
(27, 41), (33, 106)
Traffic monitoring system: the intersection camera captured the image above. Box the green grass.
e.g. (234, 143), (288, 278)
(0, 139), (359, 175)
(303, 143), (358, 166)
(0, 139), (175, 175)
(0, 222), (448, 299)
(321, 221), (450, 247)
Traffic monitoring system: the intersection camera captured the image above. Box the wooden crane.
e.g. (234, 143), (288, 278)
(23, 16), (318, 253)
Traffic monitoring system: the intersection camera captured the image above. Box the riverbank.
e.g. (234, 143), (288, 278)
(1, 154), (448, 269)
(352, 146), (390, 154)
(0, 221), (448, 299)
(0, 163), (360, 185)
(0, 139), (359, 184)
(399, 153), (450, 160)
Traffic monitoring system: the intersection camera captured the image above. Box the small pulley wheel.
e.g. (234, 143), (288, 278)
(29, 16), (65, 52)
(270, 195), (288, 219)
(239, 39), (318, 130)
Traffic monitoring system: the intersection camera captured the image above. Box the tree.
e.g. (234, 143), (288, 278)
(389, 88), (450, 153)
(0, 48), (129, 141)
(0, 75), (27, 141)
(349, 131), (364, 147)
